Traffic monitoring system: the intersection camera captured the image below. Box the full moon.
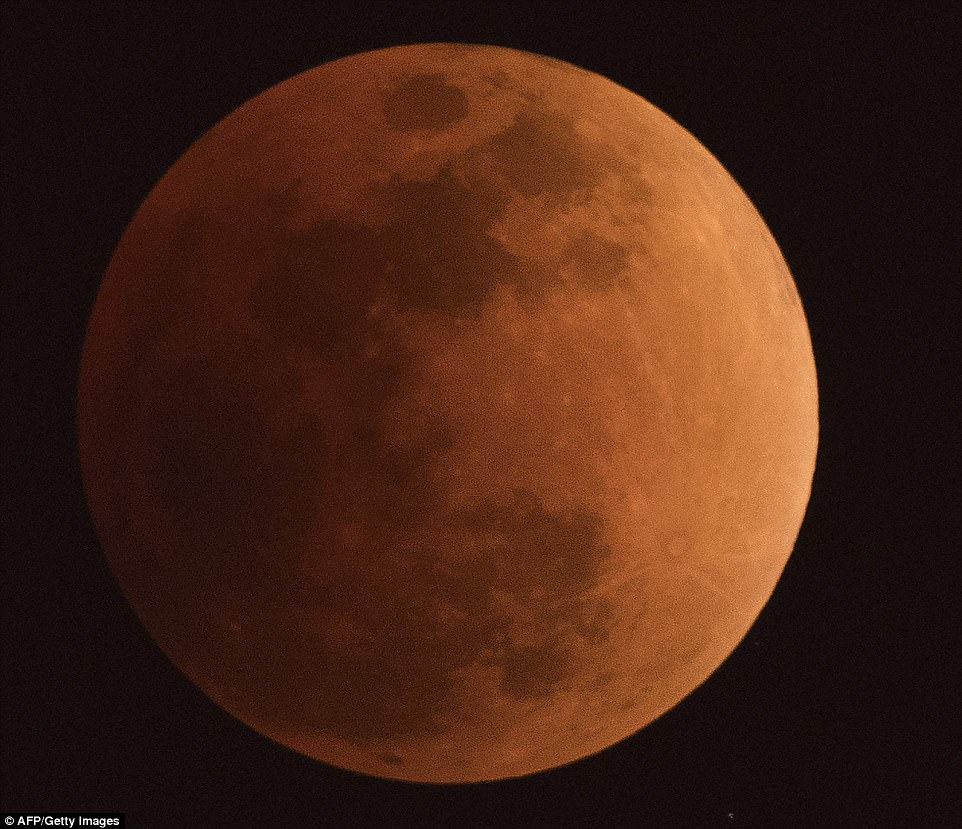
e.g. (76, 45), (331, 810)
(78, 44), (817, 783)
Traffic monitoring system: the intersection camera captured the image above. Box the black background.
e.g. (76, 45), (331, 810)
(3, 4), (959, 827)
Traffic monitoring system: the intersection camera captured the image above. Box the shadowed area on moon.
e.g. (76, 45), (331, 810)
(78, 44), (817, 781)
(130, 71), (628, 757)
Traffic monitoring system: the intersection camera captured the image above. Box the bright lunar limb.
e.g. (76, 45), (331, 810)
(78, 44), (818, 782)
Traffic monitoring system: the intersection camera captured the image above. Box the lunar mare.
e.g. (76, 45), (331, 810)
(77, 44), (818, 782)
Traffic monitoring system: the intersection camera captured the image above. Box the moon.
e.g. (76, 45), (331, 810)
(77, 44), (817, 783)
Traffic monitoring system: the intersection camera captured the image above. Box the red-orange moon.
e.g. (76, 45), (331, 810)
(78, 44), (817, 782)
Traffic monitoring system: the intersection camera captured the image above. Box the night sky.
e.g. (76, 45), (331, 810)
(3, 4), (959, 827)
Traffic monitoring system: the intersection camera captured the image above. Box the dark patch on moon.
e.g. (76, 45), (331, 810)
(564, 230), (631, 291)
(250, 163), (559, 319)
(481, 70), (513, 90)
(249, 154), (629, 323)
(460, 490), (613, 702)
(247, 214), (455, 533)
(488, 110), (604, 201)
(383, 74), (469, 131)
(130, 207), (216, 345)
(187, 490), (613, 746)
(144, 343), (325, 573)
(459, 490), (608, 602)
(500, 641), (572, 700)
(380, 752), (405, 766)
(249, 219), (385, 354)
(375, 165), (542, 312)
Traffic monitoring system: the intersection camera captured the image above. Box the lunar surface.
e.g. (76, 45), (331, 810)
(77, 44), (818, 782)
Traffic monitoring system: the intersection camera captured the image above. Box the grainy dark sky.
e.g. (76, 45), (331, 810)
(2, 4), (959, 827)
